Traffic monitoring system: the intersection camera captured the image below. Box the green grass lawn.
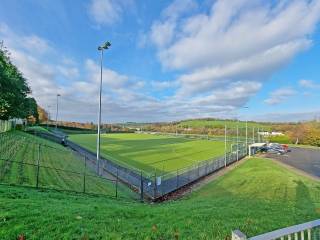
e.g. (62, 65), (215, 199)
(69, 133), (230, 175)
(1, 157), (319, 239)
(178, 119), (271, 130)
(0, 131), (135, 199)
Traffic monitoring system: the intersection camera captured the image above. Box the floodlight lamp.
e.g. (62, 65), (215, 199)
(98, 41), (111, 51)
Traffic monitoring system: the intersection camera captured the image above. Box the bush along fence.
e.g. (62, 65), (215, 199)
(30, 130), (249, 201)
(0, 120), (12, 133)
(0, 131), (133, 200)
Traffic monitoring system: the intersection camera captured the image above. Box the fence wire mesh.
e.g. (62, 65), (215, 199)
(2, 128), (253, 201)
(0, 131), (138, 200)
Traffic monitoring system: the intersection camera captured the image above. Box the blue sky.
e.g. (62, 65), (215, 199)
(1, 0), (320, 123)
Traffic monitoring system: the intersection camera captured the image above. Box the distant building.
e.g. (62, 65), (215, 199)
(258, 131), (284, 136)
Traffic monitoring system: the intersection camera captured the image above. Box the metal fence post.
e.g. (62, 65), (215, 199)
(36, 144), (41, 188)
(83, 155), (87, 193)
(176, 169), (179, 188)
(140, 171), (144, 202)
(154, 172), (157, 199)
(115, 168), (118, 198)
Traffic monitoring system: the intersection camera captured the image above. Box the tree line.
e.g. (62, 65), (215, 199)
(0, 41), (38, 122)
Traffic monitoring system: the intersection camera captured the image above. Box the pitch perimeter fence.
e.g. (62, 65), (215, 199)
(31, 130), (248, 201)
(0, 131), (134, 199)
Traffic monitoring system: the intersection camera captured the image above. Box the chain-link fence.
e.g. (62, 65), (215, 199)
(0, 131), (136, 199)
(28, 129), (249, 200)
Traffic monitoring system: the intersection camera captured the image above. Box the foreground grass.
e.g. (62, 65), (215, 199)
(1, 158), (319, 239)
(69, 133), (229, 175)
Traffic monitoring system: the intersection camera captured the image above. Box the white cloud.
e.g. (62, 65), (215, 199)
(150, 21), (176, 48)
(299, 79), (320, 89)
(150, 0), (320, 102)
(162, 0), (198, 20)
(88, 0), (134, 26)
(21, 35), (52, 55)
(57, 65), (79, 79)
(264, 87), (297, 105)
(251, 110), (320, 122)
(159, 0), (320, 71)
(85, 59), (129, 89)
(151, 80), (178, 90)
(150, 0), (198, 48)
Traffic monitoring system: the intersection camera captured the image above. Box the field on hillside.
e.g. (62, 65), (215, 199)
(69, 133), (231, 175)
(1, 158), (320, 239)
(178, 119), (271, 130)
(0, 131), (134, 198)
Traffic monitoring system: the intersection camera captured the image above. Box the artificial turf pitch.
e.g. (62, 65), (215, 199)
(69, 133), (230, 175)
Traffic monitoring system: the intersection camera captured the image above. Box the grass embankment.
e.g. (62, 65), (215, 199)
(69, 133), (229, 175)
(0, 158), (319, 239)
(0, 131), (134, 198)
(178, 119), (271, 130)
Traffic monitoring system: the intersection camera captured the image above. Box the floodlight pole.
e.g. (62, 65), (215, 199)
(236, 124), (239, 161)
(97, 49), (104, 175)
(245, 120), (248, 154)
(252, 127), (255, 143)
(47, 105), (51, 129)
(224, 124), (227, 167)
(96, 41), (111, 175)
(55, 94), (60, 130)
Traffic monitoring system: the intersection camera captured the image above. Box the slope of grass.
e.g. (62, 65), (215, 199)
(69, 133), (229, 175)
(178, 119), (271, 130)
(0, 158), (319, 239)
(0, 131), (135, 199)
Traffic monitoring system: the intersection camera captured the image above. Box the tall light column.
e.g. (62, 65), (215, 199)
(47, 105), (51, 129)
(236, 124), (239, 161)
(245, 120), (248, 154)
(55, 94), (60, 130)
(97, 41), (111, 175)
(224, 124), (227, 167)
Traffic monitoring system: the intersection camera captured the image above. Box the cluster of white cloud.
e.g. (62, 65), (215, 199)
(150, 0), (320, 102)
(264, 87), (297, 105)
(88, 0), (134, 26)
(2, 0), (320, 122)
(299, 79), (320, 89)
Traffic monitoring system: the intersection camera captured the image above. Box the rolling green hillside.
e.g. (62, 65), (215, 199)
(178, 119), (271, 130)
(1, 158), (319, 239)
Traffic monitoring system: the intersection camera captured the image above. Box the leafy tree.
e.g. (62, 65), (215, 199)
(0, 41), (38, 120)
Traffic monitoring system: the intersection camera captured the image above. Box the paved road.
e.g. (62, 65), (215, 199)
(265, 147), (320, 178)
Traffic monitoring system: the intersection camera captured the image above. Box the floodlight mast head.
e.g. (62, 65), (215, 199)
(98, 41), (111, 51)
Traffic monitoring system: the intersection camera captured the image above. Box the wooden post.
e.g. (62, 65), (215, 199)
(36, 144), (41, 188)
